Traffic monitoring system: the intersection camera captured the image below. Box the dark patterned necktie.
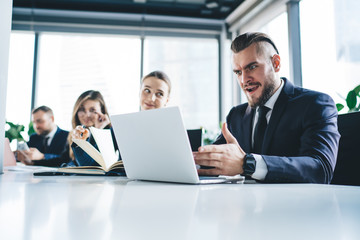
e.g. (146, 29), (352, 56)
(43, 136), (50, 153)
(253, 106), (270, 154)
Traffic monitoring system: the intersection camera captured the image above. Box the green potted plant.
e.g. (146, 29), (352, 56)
(202, 122), (222, 145)
(336, 84), (360, 112)
(5, 121), (35, 143)
(5, 121), (25, 143)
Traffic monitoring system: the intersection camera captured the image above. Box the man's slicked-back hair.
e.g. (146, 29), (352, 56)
(231, 32), (279, 55)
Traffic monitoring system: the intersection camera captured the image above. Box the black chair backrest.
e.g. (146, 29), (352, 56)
(186, 129), (202, 152)
(331, 111), (360, 186)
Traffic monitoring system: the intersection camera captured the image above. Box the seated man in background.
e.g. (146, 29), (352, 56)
(194, 32), (340, 183)
(17, 105), (69, 165)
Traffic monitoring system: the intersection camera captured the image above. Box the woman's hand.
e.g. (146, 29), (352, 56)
(72, 125), (90, 140)
(93, 112), (110, 129)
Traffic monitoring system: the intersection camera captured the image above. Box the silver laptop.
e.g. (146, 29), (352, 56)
(110, 107), (244, 184)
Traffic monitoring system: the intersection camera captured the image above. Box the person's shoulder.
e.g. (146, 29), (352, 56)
(290, 85), (337, 120)
(56, 127), (70, 136)
(232, 103), (249, 112)
(27, 133), (41, 145)
(291, 85), (334, 104)
(227, 103), (250, 119)
(28, 133), (40, 140)
(295, 85), (329, 96)
(282, 78), (331, 100)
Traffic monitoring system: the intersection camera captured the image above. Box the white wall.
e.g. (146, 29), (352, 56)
(0, 0), (13, 173)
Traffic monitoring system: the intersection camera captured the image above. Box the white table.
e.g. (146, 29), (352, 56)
(1, 169), (360, 240)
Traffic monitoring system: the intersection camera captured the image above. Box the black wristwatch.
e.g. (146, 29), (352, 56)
(243, 153), (256, 176)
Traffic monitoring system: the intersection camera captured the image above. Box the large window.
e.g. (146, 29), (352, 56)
(7, 31), (222, 134)
(300, 0), (360, 113)
(234, 9), (291, 105)
(144, 37), (219, 130)
(259, 12), (290, 81)
(36, 33), (141, 130)
(6, 32), (34, 137)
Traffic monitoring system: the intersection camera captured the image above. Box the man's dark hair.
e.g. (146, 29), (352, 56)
(32, 105), (53, 116)
(231, 32), (279, 55)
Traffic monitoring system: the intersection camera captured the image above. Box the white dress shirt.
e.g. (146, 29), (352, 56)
(251, 79), (284, 180)
(45, 126), (58, 147)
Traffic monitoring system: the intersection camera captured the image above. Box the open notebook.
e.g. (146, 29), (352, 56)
(110, 107), (244, 184)
(58, 127), (124, 176)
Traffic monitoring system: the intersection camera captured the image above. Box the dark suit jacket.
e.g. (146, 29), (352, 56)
(28, 126), (69, 160)
(214, 78), (340, 183)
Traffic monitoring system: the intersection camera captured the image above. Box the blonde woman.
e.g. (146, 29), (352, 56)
(28, 90), (117, 167)
(140, 71), (171, 110)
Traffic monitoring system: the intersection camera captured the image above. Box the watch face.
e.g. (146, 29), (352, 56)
(243, 154), (256, 176)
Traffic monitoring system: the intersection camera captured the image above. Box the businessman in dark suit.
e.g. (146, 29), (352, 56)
(17, 106), (69, 165)
(193, 32), (340, 183)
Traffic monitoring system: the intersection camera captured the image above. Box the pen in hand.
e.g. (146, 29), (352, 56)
(80, 125), (86, 137)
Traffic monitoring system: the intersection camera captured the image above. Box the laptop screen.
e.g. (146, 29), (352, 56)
(110, 107), (200, 183)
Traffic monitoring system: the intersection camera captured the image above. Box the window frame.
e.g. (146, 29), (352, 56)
(226, 0), (302, 105)
(11, 7), (229, 127)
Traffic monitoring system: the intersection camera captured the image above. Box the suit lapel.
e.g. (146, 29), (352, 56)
(262, 78), (293, 153)
(48, 127), (59, 150)
(241, 106), (254, 153)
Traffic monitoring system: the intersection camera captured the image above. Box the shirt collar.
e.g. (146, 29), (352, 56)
(46, 126), (58, 139)
(263, 78), (284, 111)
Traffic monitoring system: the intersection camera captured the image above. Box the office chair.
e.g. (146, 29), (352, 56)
(186, 129), (203, 151)
(331, 111), (360, 186)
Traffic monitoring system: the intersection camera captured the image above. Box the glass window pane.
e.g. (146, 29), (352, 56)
(300, 0), (360, 113)
(6, 31), (35, 137)
(37, 33), (141, 130)
(259, 12), (290, 80)
(144, 37), (219, 130)
(223, 39), (234, 119)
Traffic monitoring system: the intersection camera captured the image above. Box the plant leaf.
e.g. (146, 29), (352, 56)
(5, 121), (25, 142)
(346, 90), (357, 109)
(336, 92), (346, 100)
(354, 84), (360, 96)
(6, 121), (15, 128)
(336, 103), (344, 112)
(28, 121), (35, 136)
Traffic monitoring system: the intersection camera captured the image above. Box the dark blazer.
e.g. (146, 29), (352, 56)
(28, 126), (69, 160)
(33, 142), (71, 167)
(214, 78), (340, 183)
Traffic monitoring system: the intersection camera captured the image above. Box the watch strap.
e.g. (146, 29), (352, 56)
(243, 153), (256, 176)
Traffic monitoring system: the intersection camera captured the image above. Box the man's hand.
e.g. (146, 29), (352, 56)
(193, 123), (246, 176)
(16, 150), (34, 165)
(25, 148), (45, 161)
